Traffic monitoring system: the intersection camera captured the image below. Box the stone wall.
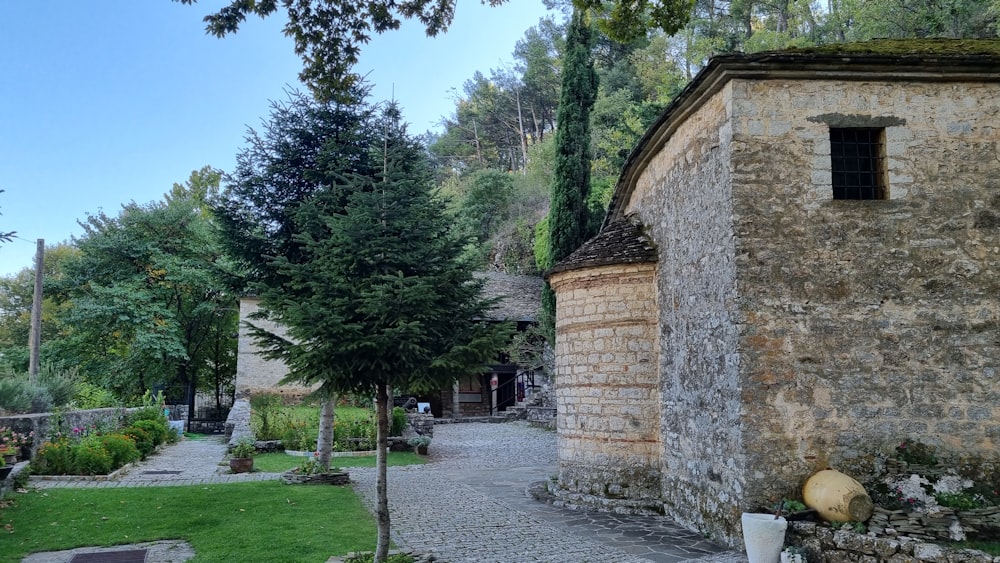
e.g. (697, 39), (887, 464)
(615, 75), (1000, 545)
(1, 408), (136, 459)
(727, 78), (1000, 487)
(237, 298), (317, 399)
(549, 262), (661, 505)
(628, 81), (747, 540)
(786, 521), (997, 562)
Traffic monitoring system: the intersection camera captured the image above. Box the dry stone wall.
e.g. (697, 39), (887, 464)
(549, 262), (661, 505)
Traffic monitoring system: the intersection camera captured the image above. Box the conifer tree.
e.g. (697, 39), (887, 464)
(252, 108), (510, 562)
(541, 7), (598, 334)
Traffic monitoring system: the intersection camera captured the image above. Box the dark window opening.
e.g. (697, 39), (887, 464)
(830, 128), (886, 200)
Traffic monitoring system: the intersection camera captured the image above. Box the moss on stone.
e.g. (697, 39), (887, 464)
(776, 38), (1000, 57)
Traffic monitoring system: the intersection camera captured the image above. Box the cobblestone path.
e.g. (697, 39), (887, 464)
(350, 422), (746, 563)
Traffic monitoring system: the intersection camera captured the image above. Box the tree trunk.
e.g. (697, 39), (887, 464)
(316, 397), (335, 470)
(374, 382), (391, 562)
(515, 87), (529, 174)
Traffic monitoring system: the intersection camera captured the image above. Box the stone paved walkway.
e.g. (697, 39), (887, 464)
(28, 424), (748, 563)
(350, 422), (746, 563)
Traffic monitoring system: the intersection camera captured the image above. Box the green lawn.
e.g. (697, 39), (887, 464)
(1, 481), (378, 563)
(254, 451), (426, 473)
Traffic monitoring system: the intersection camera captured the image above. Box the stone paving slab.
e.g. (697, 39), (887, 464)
(351, 422), (748, 563)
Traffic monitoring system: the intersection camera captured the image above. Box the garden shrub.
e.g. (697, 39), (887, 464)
(281, 417), (316, 451)
(132, 419), (168, 447)
(391, 407), (407, 436)
(99, 433), (141, 467)
(74, 436), (113, 475)
(333, 416), (376, 451)
(37, 364), (78, 407)
(0, 377), (34, 413)
(32, 439), (74, 475)
(73, 381), (118, 409)
(251, 393), (288, 440)
(123, 426), (155, 458)
(29, 386), (53, 413)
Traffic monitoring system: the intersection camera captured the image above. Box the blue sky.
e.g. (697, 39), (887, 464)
(0, 1), (554, 276)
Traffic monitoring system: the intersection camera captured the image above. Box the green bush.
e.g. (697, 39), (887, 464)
(936, 491), (986, 510)
(281, 417), (315, 451)
(333, 416), (376, 451)
(250, 393), (289, 440)
(391, 407), (407, 436)
(37, 364), (78, 407)
(32, 439), (74, 475)
(73, 381), (118, 409)
(123, 426), (154, 458)
(132, 419), (168, 447)
(0, 377), (34, 413)
(99, 433), (141, 467)
(74, 436), (114, 475)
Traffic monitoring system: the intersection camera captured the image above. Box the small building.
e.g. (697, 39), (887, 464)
(547, 40), (1000, 545)
(236, 271), (543, 414)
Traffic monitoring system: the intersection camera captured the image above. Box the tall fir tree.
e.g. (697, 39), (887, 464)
(251, 108), (510, 562)
(541, 7), (599, 336)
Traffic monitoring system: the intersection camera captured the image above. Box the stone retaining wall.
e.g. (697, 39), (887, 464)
(786, 521), (997, 562)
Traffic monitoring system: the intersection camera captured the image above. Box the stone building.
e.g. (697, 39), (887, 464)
(235, 296), (316, 400)
(547, 40), (1000, 546)
(236, 271), (543, 412)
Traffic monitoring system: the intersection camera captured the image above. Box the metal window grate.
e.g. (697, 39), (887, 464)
(830, 128), (886, 200)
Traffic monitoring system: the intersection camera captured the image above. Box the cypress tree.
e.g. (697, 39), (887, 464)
(541, 7), (598, 334)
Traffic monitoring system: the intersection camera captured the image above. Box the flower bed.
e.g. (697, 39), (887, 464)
(30, 400), (178, 476)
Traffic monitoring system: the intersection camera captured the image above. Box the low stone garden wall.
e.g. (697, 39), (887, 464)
(406, 413), (434, 438)
(1, 407), (134, 460)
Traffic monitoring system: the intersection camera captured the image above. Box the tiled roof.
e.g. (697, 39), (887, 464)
(474, 271), (543, 322)
(546, 216), (657, 278)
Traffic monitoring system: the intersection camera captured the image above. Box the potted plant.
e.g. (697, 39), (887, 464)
(229, 437), (256, 473)
(407, 436), (431, 455)
(0, 427), (32, 464)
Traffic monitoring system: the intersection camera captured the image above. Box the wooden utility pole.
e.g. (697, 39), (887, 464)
(28, 238), (43, 382)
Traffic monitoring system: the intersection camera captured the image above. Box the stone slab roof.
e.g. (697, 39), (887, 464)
(474, 271), (543, 322)
(546, 216), (657, 278)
